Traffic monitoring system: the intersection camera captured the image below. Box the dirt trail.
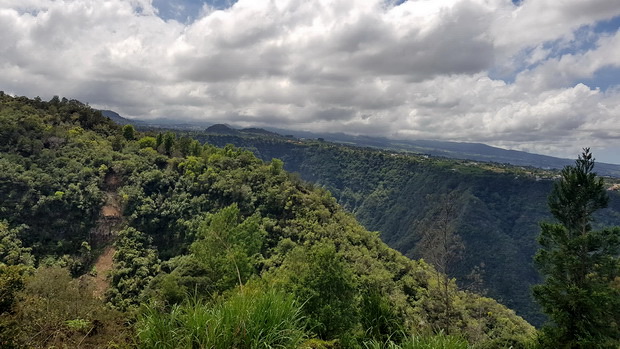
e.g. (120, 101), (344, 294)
(92, 246), (116, 298)
(88, 172), (123, 298)
(101, 191), (121, 217)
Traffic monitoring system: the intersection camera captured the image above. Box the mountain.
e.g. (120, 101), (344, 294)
(104, 113), (620, 177)
(0, 94), (536, 347)
(100, 109), (143, 125)
(240, 127), (282, 137)
(101, 110), (214, 130)
(205, 123), (240, 134)
(204, 124), (284, 138)
(264, 130), (620, 178)
(192, 132), (620, 326)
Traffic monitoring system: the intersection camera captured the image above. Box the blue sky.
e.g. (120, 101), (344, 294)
(152, 0), (231, 22)
(2, 0), (620, 163)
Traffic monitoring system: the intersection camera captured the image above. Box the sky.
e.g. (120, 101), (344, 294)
(1, 0), (620, 163)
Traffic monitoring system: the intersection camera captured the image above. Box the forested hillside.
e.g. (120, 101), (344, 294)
(0, 94), (536, 348)
(193, 133), (620, 326)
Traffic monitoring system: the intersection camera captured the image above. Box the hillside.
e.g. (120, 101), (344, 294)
(0, 94), (536, 348)
(192, 132), (620, 326)
(263, 129), (620, 177)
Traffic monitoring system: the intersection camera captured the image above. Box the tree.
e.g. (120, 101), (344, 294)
(0, 221), (33, 267)
(163, 131), (176, 155)
(122, 124), (135, 141)
(272, 242), (358, 340)
(107, 228), (160, 311)
(0, 264), (26, 348)
(155, 132), (163, 148)
(138, 136), (157, 149)
(533, 148), (620, 348)
(189, 204), (265, 293)
(417, 192), (464, 334)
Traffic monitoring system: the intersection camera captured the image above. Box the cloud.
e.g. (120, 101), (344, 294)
(1, 0), (620, 161)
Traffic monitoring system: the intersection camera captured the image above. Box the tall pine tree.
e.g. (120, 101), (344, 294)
(533, 148), (620, 348)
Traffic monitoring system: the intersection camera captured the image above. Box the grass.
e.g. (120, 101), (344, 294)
(136, 287), (306, 349)
(363, 332), (470, 349)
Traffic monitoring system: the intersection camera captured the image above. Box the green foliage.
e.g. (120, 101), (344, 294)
(125, 135), (533, 345)
(0, 94), (112, 258)
(146, 255), (210, 305)
(363, 332), (470, 349)
(136, 286), (306, 349)
(122, 124), (136, 141)
(360, 288), (403, 342)
(107, 227), (160, 311)
(0, 265), (25, 314)
(0, 221), (33, 267)
(163, 131), (175, 155)
(533, 149), (620, 348)
(65, 318), (91, 331)
(147, 205), (268, 305)
(9, 266), (129, 348)
(189, 204), (266, 293)
(271, 242), (358, 339)
(138, 136), (157, 149)
(0, 265), (25, 348)
(301, 338), (341, 348)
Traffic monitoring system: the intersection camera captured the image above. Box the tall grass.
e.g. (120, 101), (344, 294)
(136, 288), (306, 349)
(363, 332), (470, 349)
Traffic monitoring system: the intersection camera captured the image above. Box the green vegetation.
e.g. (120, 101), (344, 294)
(137, 286), (306, 349)
(0, 92), (557, 348)
(363, 333), (470, 349)
(8, 266), (127, 348)
(534, 149), (620, 348)
(107, 227), (160, 311)
(194, 133), (620, 326)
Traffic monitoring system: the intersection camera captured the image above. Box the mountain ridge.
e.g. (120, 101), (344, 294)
(102, 111), (620, 177)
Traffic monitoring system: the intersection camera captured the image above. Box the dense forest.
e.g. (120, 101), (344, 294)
(0, 94), (541, 348)
(3, 94), (619, 348)
(192, 131), (620, 326)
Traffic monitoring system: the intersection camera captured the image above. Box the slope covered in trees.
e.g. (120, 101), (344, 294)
(0, 94), (536, 347)
(193, 133), (620, 326)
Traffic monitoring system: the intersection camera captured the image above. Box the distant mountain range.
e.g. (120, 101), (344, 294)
(100, 111), (620, 177)
(290, 132), (620, 178)
(100, 110), (210, 129)
(204, 124), (282, 137)
(100, 110), (134, 125)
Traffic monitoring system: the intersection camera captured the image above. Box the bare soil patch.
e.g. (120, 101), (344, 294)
(92, 246), (116, 298)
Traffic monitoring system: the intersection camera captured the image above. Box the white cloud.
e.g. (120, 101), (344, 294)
(491, 0), (620, 57)
(1, 0), (620, 161)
